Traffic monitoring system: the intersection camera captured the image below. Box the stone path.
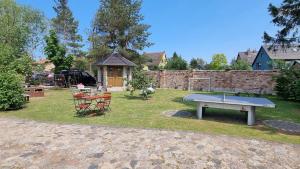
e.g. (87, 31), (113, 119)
(264, 120), (300, 134)
(0, 118), (299, 169)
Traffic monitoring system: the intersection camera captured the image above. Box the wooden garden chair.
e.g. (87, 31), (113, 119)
(73, 92), (91, 115)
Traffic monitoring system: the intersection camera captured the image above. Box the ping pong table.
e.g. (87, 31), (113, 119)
(184, 94), (275, 125)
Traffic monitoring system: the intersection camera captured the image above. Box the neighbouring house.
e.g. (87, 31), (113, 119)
(252, 45), (300, 70)
(143, 51), (167, 70)
(33, 59), (55, 72)
(94, 53), (136, 89)
(236, 49), (257, 65)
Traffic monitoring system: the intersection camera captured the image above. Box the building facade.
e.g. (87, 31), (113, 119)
(252, 45), (300, 70)
(143, 51), (167, 70)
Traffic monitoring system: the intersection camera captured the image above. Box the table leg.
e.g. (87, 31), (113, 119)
(247, 106), (256, 126)
(197, 103), (203, 119)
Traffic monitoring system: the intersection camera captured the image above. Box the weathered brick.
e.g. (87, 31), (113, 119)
(146, 70), (278, 94)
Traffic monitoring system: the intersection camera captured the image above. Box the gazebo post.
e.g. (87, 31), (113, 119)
(129, 67), (133, 81)
(103, 66), (108, 87)
(123, 66), (127, 87)
(97, 66), (102, 83)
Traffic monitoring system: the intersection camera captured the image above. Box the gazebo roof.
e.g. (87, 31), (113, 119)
(95, 53), (136, 67)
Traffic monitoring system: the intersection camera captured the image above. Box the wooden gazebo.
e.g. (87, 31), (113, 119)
(95, 53), (136, 89)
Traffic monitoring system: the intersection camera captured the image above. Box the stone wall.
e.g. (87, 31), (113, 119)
(146, 70), (279, 94)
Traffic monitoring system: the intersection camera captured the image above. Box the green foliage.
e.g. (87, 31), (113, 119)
(0, 0), (46, 56)
(52, 0), (83, 55)
(271, 60), (292, 70)
(190, 58), (198, 69)
(73, 57), (89, 71)
(264, 0), (300, 45)
(231, 59), (252, 70)
(275, 68), (300, 101)
(90, 0), (152, 58)
(34, 64), (45, 73)
(0, 0), (45, 110)
(0, 71), (24, 110)
(165, 52), (188, 70)
(44, 30), (74, 73)
(210, 54), (228, 70)
(127, 69), (153, 99)
(0, 44), (33, 77)
(189, 58), (207, 70)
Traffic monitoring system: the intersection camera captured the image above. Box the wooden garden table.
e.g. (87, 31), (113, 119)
(81, 95), (111, 111)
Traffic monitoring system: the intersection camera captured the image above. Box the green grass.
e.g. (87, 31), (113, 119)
(1, 89), (300, 144)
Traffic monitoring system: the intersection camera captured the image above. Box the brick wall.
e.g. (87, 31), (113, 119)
(146, 70), (279, 94)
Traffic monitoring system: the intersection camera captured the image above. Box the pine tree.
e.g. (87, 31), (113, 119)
(190, 58), (198, 69)
(90, 0), (152, 56)
(52, 0), (82, 56)
(165, 52), (188, 70)
(264, 0), (300, 46)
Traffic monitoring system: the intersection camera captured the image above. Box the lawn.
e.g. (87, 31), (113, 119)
(1, 89), (300, 144)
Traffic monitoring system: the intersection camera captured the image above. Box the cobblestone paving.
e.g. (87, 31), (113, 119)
(0, 118), (300, 169)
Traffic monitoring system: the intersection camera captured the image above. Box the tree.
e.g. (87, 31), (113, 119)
(0, 0), (45, 110)
(44, 30), (73, 73)
(275, 68), (300, 101)
(0, 0), (46, 56)
(190, 57), (207, 70)
(231, 59), (252, 70)
(90, 0), (152, 57)
(52, 0), (83, 56)
(190, 58), (198, 69)
(264, 0), (300, 46)
(196, 58), (207, 70)
(73, 57), (88, 71)
(210, 54), (227, 70)
(165, 52), (188, 70)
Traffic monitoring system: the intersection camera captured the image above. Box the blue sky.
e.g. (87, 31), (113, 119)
(17, 0), (281, 62)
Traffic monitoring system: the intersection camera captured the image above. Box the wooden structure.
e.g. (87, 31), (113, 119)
(95, 53), (136, 89)
(25, 87), (44, 97)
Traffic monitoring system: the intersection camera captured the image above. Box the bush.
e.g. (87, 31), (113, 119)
(127, 69), (153, 99)
(231, 59), (252, 70)
(275, 68), (300, 101)
(0, 72), (25, 110)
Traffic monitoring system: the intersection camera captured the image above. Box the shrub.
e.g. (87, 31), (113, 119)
(127, 69), (153, 99)
(231, 59), (252, 70)
(275, 68), (300, 101)
(0, 71), (25, 110)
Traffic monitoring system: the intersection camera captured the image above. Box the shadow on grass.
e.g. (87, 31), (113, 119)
(122, 94), (152, 100)
(171, 97), (247, 124)
(74, 110), (106, 118)
(172, 96), (293, 135)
